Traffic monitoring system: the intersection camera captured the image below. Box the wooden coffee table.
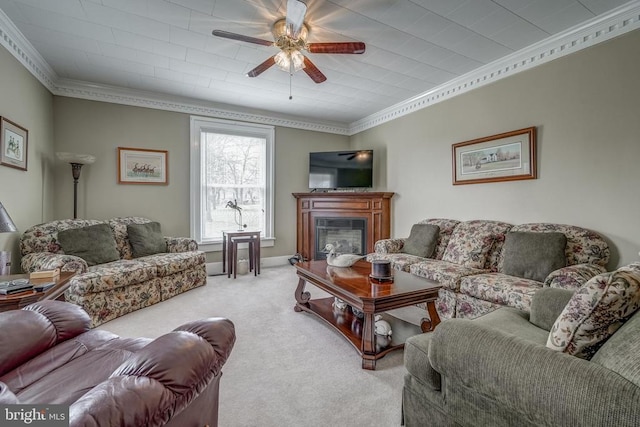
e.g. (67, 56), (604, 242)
(294, 260), (442, 370)
(0, 272), (75, 313)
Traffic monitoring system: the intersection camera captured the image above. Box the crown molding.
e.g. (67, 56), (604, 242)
(53, 79), (351, 135)
(348, 1), (640, 135)
(0, 8), (349, 135)
(1, 3), (639, 137)
(0, 8), (57, 91)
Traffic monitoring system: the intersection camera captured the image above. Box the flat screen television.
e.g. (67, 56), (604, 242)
(308, 150), (373, 189)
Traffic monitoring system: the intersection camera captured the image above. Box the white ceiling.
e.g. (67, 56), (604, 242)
(0, 0), (635, 129)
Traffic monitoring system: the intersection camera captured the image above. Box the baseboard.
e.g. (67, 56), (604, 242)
(206, 255), (291, 276)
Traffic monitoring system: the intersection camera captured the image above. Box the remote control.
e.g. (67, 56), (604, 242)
(34, 282), (56, 292)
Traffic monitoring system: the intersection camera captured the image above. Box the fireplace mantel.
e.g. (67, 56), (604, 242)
(292, 192), (394, 261)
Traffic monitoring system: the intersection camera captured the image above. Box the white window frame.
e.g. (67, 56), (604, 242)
(190, 116), (275, 252)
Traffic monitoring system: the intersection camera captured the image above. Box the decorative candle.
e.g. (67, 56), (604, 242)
(371, 259), (392, 278)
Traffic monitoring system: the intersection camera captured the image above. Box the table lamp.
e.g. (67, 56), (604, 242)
(56, 152), (96, 219)
(0, 202), (18, 275)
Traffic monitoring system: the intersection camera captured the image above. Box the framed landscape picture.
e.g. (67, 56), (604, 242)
(452, 127), (536, 185)
(0, 117), (28, 171)
(117, 147), (168, 185)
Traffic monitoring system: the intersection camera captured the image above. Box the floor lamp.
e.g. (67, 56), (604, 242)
(0, 202), (17, 275)
(56, 152), (96, 219)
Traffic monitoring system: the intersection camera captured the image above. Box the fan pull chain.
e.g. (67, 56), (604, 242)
(289, 59), (294, 100)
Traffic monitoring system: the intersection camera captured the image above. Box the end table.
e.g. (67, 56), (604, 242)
(0, 271), (75, 313)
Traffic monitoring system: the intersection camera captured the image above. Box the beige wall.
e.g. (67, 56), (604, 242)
(52, 97), (349, 262)
(0, 46), (54, 271)
(4, 29), (639, 270)
(351, 29), (640, 268)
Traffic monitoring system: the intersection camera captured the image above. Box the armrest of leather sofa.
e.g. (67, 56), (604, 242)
(69, 318), (235, 427)
(528, 287), (574, 331)
(544, 263), (606, 290)
(0, 382), (19, 404)
(165, 236), (198, 253)
(0, 301), (91, 377)
(374, 238), (406, 254)
(429, 319), (640, 425)
(20, 252), (88, 274)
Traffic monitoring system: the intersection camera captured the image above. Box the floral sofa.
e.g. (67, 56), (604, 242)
(20, 217), (207, 327)
(367, 219), (609, 320)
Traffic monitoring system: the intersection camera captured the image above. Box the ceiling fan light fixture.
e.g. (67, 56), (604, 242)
(275, 50), (305, 73)
(273, 19), (308, 44)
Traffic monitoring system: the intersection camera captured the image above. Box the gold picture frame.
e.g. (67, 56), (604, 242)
(452, 127), (537, 185)
(117, 147), (168, 185)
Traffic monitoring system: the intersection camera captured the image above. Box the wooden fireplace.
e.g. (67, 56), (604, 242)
(292, 192), (394, 261)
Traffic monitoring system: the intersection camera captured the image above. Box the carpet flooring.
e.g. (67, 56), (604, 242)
(98, 265), (410, 427)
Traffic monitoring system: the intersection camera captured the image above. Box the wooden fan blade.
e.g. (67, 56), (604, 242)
(307, 42), (366, 54)
(302, 57), (327, 83)
(247, 56), (276, 77)
(212, 30), (274, 47)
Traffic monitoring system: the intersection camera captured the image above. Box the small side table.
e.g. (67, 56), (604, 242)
(222, 230), (261, 279)
(0, 271), (75, 313)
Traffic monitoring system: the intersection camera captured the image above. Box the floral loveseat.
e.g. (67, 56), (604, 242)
(20, 217), (207, 327)
(367, 219), (609, 320)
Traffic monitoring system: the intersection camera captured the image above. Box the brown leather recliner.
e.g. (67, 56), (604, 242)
(0, 300), (235, 427)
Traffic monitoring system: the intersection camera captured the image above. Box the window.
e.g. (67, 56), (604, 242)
(190, 116), (274, 249)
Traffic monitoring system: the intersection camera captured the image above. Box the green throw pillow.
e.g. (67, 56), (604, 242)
(502, 231), (567, 282)
(127, 222), (167, 258)
(57, 223), (120, 266)
(402, 224), (440, 258)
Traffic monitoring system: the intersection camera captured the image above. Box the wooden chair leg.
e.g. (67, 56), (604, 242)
(256, 236), (261, 275)
(233, 241), (238, 279)
(248, 241), (254, 272)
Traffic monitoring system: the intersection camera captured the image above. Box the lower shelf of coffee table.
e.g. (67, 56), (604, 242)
(301, 297), (423, 356)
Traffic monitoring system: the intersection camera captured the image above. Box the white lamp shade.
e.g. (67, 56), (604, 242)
(56, 152), (96, 164)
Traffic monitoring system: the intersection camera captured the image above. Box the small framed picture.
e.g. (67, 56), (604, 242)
(1, 117), (28, 171)
(452, 127), (537, 185)
(117, 147), (168, 185)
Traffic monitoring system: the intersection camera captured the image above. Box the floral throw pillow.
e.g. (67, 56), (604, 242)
(442, 234), (495, 269)
(547, 262), (640, 359)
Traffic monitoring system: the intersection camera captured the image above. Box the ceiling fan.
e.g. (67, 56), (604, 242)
(338, 150), (371, 161)
(212, 0), (365, 86)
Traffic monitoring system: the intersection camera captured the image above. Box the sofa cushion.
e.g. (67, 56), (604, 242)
(459, 273), (543, 314)
(443, 234), (494, 269)
(529, 288), (575, 331)
(410, 259), (486, 292)
(590, 309), (640, 388)
(366, 252), (428, 272)
(107, 217), (155, 260)
(502, 231), (567, 282)
(455, 293), (504, 319)
(442, 220), (512, 270)
(127, 222), (167, 258)
(417, 218), (460, 260)
(508, 223), (609, 267)
(57, 224), (120, 266)
(146, 251), (206, 277)
(402, 224), (439, 258)
(72, 260), (158, 294)
(547, 263), (640, 359)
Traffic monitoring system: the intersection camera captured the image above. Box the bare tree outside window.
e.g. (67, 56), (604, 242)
(190, 117), (274, 246)
(202, 132), (266, 240)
